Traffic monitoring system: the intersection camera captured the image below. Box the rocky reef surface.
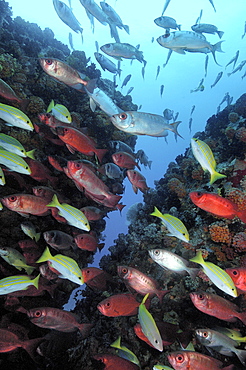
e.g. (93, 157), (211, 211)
(0, 1), (246, 369)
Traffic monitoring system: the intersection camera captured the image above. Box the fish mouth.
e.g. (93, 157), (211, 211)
(56, 127), (65, 136)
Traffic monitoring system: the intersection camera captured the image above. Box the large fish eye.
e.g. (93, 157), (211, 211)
(232, 270), (238, 276)
(34, 310), (42, 317)
(197, 293), (204, 300)
(121, 267), (128, 274)
(45, 59), (53, 65)
(75, 162), (82, 169)
(86, 270), (90, 274)
(9, 196), (17, 202)
(119, 113), (127, 120)
(176, 354), (184, 363)
(154, 250), (160, 256)
(105, 301), (111, 307)
(202, 331), (208, 337)
(104, 44), (110, 48)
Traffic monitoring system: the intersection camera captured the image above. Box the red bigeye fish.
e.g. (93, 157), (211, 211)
(112, 151), (141, 170)
(189, 191), (246, 223)
(81, 267), (114, 291)
(117, 265), (168, 302)
(80, 206), (107, 221)
(126, 169), (149, 194)
(226, 267), (246, 293)
(190, 291), (246, 325)
(25, 157), (58, 187)
(0, 78), (30, 111)
(94, 353), (139, 370)
(1, 193), (50, 217)
(56, 126), (107, 163)
(74, 232), (104, 252)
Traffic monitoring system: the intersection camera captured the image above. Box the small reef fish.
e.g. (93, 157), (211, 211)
(47, 100), (72, 123)
(190, 251), (237, 297)
(168, 351), (233, 370)
(126, 169), (149, 194)
(110, 336), (140, 367)
(0, 274), (39, 295)
(27, 306), (92, 335)
(46, 194), (90, 231)
(0, 246), (34, 274)
(110, 111), (182, 138)
(100, 42), (145, 64)
(81, 266), (114, 291)
(190, 291), (246, 325)
(196, 328), (246, 365)
(190, 78), (204, 93)
(121, 74), (131, 88)
(227, 60), (246, 77)
(155, 65), (161, 80)
(190, 138), (226, 184)
(79, 0), (109, 26)
(0, 149), (31, 175)
(191, 23), (224, 38)
(21, 221), (41, 242)
(0, 78), (29, 110)
(43, 230), (77, 251)
(0, 133), (35, 159)
(112, 151), (140, 170)
(160, 84), (164, 97)
(36, 246), (84, 285)
(85, 85), (123, 116)
(94, 353), (139, 370)
(99, 163), (123, 180)
(97, 293), (146, 317)
(109, 140), (134, 154)
(0, 103), (34, 131)
(39, 57), (96, 93)
(225, 267), (246, 293)
(56, 126), (107, 163)
(117, 265), (168, 302)
(225, 50), (239, 69)
(136, 149), (152, 169)
(80, 206), (106, 221)
(189, 191), (246, 223)
(149, 249), (198, 278)
(53, 0), (83, 41)
(204, 54), (209, 76)
(138, 294), (163, 352)
(100, 2), (129, 34)
(157, 31), (223, 65)
(68, 32), (75, 50)
(1, 193), (50, 216)
(94, 52), (119, 73)
(151, 206), (189, 242)
(74, 232), (104, 252)
(126, 86), (134, 95)
(211, 71), (223, 88)
(154, 16), (180, 30)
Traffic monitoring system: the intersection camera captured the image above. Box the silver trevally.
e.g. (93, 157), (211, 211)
(154, 16), (181, 30)
(101, 42), (146, 64)
(79, 0), (109, 25)
(100, 2), (129, 34)
(53, 0), (83, 41)
(110, 111), (182, 138)
(85, 85), (123, 116)
(94, 52), (119, 74)
(157, 31), (224, 65)
(0, 149), (31, 175)
(109, 140), (134, 154)
(0, 103), (34, 131)
(191, 23), (224, 39)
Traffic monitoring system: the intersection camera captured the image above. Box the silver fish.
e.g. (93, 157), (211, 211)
(100, 2), (129, 34)
(136, 149), (152, 169)
(162, 0), (171, 15)
(95, 40), (99, 52)
(242, 21), (246, 39)
(208, 0), (216, 12)
(227, 60), (246, 76)
(211, 71), (223, 88)
(43, 230), (77, 251)
(53, 0), (83, 40)
(85, 85), (123, 116)
(94, 52), (119, 74)
(102, 163), (123, 180)
(155, 65), (161, 80)
(163, 108), (173, 121)
(141, 65), (145, 80)
(190, 78), (204, 93)
(160, 84), (164, 97)
(110, 111), (182, 138)
(163, 49), (173, 68)
(204, 54), (209, 77)
(195, 9), (203, 25)
(188, 117), (193, 132)
(191, 23), (224, 38)
(79, 0), (109, 25)
(109, 140), (134, 154)
(190, 105), (195, 116)
(86, 8), (95, 32)
(121, 74), (131, 88)
(154, 16), (180, 30)
(126, 87), (134, 95)
(225, 50), (239, 69)
(68, 32), (75, 50)
(101, 42), (145, 63)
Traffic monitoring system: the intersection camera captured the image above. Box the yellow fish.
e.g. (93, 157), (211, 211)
(110, 336), (140, 366)
(0, 247), (35, 275)
(47, 99), (72, 123)
(0, 133), (35, 159)
(0, 167), (5, 185)
(0, 274), (40, 295)
(151, 206), (189, 242)
(0, 148), (31, 175)
(190, 251), (237, 297)
(0, 103), (34, 131)
(191, 138), (226, 185)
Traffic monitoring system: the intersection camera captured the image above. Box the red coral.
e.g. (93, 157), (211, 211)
(209, 222), (232, 245)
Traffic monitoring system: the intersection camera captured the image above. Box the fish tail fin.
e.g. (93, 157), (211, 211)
(47, 99), (55, 113)
(19, 98), (30, 111)
(150, 206), (163, 218)
(78, 323), (93, 339)
(237, 312), (246, 326)
(25, 265), (36, 275)
(189, 251), (204, 265)
(86, 78), (97, 93)
(177, 24), (181, 31)
(210, 170), (226, 185)
(116, 203), (126, 212)
(22, 337), (45, 363)
(36, 246), (53, 264)
(235, 348), (246, 366)
(32, 274), (40, 289)
(123, 24), (130, 34)
(95, 148), (108, 163)
(111, 336), (121, 349)
(34, 232), (41, 242)
(211, 41), (224, 66)
(26, 149), (36, 160)
(168, 121), (183, 138)
(187, 267), (200, 279)
(236, 210), (246, 224)
(217, 30), (224, 39)
(46, 194), (60, 208)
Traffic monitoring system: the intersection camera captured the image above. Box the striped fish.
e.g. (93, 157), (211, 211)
(0, 167), (5, 185)
(110, 336), (140, 366)
(36, 246), (84, 285)
(0, 274), (40, 295)
(0, 133), (35, 158)
(47, 100), (72, 123)
(151, 206), (189, 242)
(0, 103), (34, 131)
(0, 148), (31, 174)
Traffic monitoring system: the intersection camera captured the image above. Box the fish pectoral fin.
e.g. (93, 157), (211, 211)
(89, 98), (97, 112)
(172, 48), (186, 54)
(66, 144), (75, 154)
(17, 211), (30, 217)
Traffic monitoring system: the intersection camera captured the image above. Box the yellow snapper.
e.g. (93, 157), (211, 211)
(0, 167), (5, 185)
(138, 293), (163, 352)
(214, 327), (246, 344)
(0, 148), (31, 175)
(47, 100), (72, 123)
(0, 103), (34, 131)
(153, 365), (174, 370)
(191, 138), (226, 185)
(190, 251), (237, 297)
(0, 247), (35, 275)
(0, 274), (40, 295)
(151, 206), (189, 242)
(46, 194), (90, 231)
(148, 249), (198, 279)
(36, 246), (84, 285)
(110, 336), (140, 366)
(20, 221), (41, 242)
(0, 133), (35, 159)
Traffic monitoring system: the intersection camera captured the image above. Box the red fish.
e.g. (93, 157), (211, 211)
(190, 291), (246, 324)
(25, 157), (58, 187)
(74, 232), (104, 252)
(168, 350), (234, 370)
(126, 169), (149, 194)
(117, 265), (168, 302)
(0, 78), (30, 110)
(47, 155), (66, 172)
(94, 353), (139, 370)
(189, 191), (246, 223)
(34, 122), (64, 146)
(81, 266), (114, 291)
(56, 126), (107, 163)
(32, 186), (68, 203)
(112, 151), (141, 170)
(97, 293), (149, 317)
(80, 206), (107, 221)
(225, 267), (246, 293)
(27, 307), (92, 337)
(1, 194), (50, 216)
(66, 160), (123, 210)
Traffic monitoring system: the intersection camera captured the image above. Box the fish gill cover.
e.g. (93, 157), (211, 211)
(0, 0), (246, 369)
